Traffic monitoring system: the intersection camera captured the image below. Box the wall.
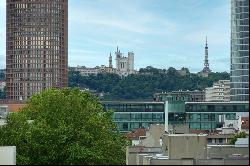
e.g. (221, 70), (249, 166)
(138, 124), (164, 147)
(126, 146), (161, 165)
(144, 158), (249, 165)
(0, 146), (16, 165)
(207, 146), (249, 159)
(150, 159), (194, 165)
(165, 134), (207, 159)
(168, 124), (190, 134)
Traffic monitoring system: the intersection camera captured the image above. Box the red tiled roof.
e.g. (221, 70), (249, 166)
(6, 104), (26, 112)
(241, 117), (249, 129)
(126, 128), (146, 140)
(190, 130), (211, 134)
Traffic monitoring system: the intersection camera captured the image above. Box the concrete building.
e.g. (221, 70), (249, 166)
(73, 65), (116, 77)
(0, 146), (16, 165)
(115, 46), (136, 77)
(74, 66), (101, 76)
(207, 134), (234, 145)
(127, 133), (249, 165)
(230, 0), (249, 101)
(162, 134), (208, 159)
(126, 146), (162, 165)
(6, 0), (68, 101)
(126, 128), (147, 146)
(137, 124), (165, 147)
(71, 52), (118, 77)
(205, 80), (230, 102)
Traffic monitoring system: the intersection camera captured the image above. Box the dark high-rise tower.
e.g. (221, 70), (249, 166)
(6, 0), (68, 100)
(230, 0), (249, 101)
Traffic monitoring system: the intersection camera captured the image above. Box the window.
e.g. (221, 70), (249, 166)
(122, 123), (128, 131)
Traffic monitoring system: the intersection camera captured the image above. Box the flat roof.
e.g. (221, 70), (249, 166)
(163, 134), (208, 136)
(154, 91), (204, 95)
(101, 101), (164, 104)
(185, 101), (249, 104)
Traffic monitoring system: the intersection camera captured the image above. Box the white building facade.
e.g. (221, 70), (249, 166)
(0, 81), (6, 91)
(205, 80), (230, 102)
(115, 47), (136, 77)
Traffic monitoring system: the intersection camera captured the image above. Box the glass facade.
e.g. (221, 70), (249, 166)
(102, 101), (249, 132)
(185, 102), (249, 130)
(165, 94), (188, 125)
(102, 101), (165, 132)
(230, 0), (249, 101)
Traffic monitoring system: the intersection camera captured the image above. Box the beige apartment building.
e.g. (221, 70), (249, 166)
(205, 80), (230, 102)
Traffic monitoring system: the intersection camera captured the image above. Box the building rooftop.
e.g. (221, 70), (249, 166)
(0, 103), (26, 112)
(127, 128), (147, 140)
(164, 134), (208, 137)
(101, 101), (164, 104)
(241, 117), (249, 130)
(185, 101), (249, 104)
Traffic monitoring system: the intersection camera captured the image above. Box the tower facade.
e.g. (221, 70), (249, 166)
(115, 46), (135, 76)
(6, 0), (68, 100)
(230, 0), (249, 101)
(109, 53), (113, 68)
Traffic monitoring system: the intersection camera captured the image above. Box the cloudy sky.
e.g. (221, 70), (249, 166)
(0, 0), (230, 72)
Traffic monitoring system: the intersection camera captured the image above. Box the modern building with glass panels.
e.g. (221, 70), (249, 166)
(154, 91), (205, 125)
(185, 102), (249, 130)
(101, 101), (165, 132)
(230, 0), (249, 101)
(6, 0), (68, 100)
(154, 90), (205, 102)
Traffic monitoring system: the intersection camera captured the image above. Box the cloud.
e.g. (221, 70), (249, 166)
(0, 0), (231, 73)
(69, 1), (177, 36)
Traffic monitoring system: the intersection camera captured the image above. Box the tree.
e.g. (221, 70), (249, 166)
(0, 88), (129, 165)
(228, 131), (248, 145)
(68, 68), (230, 100)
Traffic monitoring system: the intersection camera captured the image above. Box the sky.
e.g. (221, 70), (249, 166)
(0, 0), (230, 72)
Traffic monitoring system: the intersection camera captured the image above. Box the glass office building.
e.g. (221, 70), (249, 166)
(185, 102), (249, 130)
(102, 101), (165, 132)
(101, 100), (249, 132)
(164, 94), (187, 125)
(230, 0), (249, 101)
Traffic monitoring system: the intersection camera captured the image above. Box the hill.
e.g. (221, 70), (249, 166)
(68, 66), (230, 100)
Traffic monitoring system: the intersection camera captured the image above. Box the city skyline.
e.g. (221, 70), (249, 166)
(0, 0), (230, 72)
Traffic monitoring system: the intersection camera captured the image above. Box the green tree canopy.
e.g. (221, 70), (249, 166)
(68, 68), (230, 100)
(228, 131), (248, 145)
(0, 88), (129, 165)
